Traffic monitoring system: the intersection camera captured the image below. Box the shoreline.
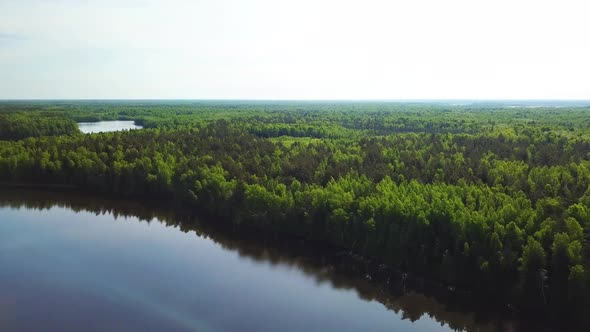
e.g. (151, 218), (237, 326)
(0, 185), (548, 330)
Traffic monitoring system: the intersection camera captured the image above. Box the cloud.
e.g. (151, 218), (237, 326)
(0, 32), (27, 45)
(0, 0), (589, 99)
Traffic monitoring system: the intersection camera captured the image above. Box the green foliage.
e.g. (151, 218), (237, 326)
(0, 112), (80, 140)
(1, 100), (590, 320)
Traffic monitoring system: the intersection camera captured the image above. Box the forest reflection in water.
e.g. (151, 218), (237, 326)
(0, 189), (542, 332)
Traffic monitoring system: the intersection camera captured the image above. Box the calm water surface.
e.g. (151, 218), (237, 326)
(0, 191), (517, 332)
(78, 121), (142, 133)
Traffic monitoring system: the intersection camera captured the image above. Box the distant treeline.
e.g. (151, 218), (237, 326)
(0, 112), (80, 140)
(0, 102), (589, 326)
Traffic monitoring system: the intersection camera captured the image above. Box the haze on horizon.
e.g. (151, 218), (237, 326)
(1, 0), (589, 100)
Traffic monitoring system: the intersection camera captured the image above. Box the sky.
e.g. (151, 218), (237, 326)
(0, 0), (589, 100)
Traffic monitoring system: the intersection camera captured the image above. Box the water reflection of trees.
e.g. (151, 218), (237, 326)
(0, 189), (534, 332)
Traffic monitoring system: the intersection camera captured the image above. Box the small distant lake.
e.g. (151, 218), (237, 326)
(78, 121), (142, 134)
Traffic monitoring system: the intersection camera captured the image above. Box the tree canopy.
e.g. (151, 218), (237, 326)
(1, 100), (589, 325)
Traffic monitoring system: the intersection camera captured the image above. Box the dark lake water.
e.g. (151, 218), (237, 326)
(77, 121), (142, 134)
(0, 190), (524, 332)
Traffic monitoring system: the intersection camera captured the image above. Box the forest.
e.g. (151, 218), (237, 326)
(1, 101), (589, 326)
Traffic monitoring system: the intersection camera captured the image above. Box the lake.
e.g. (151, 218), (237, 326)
(0, 190), (525, 332)
(78, 121), (142, 134)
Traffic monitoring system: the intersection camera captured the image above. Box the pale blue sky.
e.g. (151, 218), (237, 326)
(1, 0), (589, 99)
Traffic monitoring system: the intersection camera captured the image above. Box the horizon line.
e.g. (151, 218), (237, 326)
(1, 98), (590, 102)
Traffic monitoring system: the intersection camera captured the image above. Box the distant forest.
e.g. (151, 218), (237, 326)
(1, 101), (589, 325)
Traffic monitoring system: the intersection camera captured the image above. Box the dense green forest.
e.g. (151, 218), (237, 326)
(0, 112), (79, 140)
(1, 101), (589, 325)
